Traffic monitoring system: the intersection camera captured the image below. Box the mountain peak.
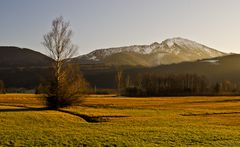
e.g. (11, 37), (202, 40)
(150, 42), (160, 49)
(162, 37), (199, 47)
(76, 37), (226, 66)
(163, 37), (194, 42)
(150, 42), (160, 46)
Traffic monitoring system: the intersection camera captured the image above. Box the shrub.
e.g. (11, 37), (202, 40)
(45, 65), (89, 109)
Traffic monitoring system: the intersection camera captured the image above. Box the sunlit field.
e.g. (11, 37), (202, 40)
(0, 94), (240, 146)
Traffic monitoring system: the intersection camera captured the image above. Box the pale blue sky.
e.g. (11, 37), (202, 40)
(0, 0), (240, 55)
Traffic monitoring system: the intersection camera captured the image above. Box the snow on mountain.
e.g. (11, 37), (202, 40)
(76, 37), (226, 66)
(87, 45), (152, 59)
(153, 37), (224, 56)
(200, 59), (219, 65)
(165, 39), (175, 48)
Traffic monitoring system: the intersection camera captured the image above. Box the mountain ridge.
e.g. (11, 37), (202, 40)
(76, 37), (226, 66)
(0, 46), (52, 68)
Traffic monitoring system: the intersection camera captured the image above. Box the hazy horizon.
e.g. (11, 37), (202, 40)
(1, 0), (240, 56)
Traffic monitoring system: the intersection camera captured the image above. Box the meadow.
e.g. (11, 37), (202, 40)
(0, 94), (240, 146)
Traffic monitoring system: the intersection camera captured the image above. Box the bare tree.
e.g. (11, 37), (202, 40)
(43, 16), (77, 86)
(42, 16), (86, 109)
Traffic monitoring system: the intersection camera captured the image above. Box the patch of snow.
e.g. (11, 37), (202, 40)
(89, 45), (154, 58)
(132, 46), (141, 53)
(88, 55), (99, 61)
(89, 55), (96, 60)
(142, 47), (153, 54)
(166, 40), (174, 47)
(200, 59), (219, 65)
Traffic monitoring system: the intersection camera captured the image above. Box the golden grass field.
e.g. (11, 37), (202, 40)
(0, 94), (240, 146)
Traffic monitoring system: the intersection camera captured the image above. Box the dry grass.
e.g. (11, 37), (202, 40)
(0, 94), (240, 146)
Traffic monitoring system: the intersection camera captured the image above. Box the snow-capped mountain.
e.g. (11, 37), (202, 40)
(76, 37), (226, 66)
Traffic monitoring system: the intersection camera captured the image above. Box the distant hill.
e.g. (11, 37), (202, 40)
(0, 46), (52, 68)
(80, 54), (240, 89)
(149, 54), (240, 82)
(0, 46), (52, 89)
(76, 37), (226, 66)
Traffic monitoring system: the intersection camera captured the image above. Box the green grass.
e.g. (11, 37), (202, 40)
(0, 94), (240, 146)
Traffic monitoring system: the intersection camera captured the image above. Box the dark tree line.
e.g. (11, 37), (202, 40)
(214, 80), (240, 95)
(122, 73), (240, 97)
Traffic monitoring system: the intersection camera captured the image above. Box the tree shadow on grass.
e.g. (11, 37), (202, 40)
(58, 109), (128, 123)
(0, 104), (129, 123)
(0, 104), (49, 112)
(0, 107), (49, 112)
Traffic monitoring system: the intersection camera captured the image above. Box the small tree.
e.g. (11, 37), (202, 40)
(0, 80), (6, 94)
(42, 16), (85, 109)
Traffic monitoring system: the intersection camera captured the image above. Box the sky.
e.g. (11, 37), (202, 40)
(0, 0), (240, 56)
